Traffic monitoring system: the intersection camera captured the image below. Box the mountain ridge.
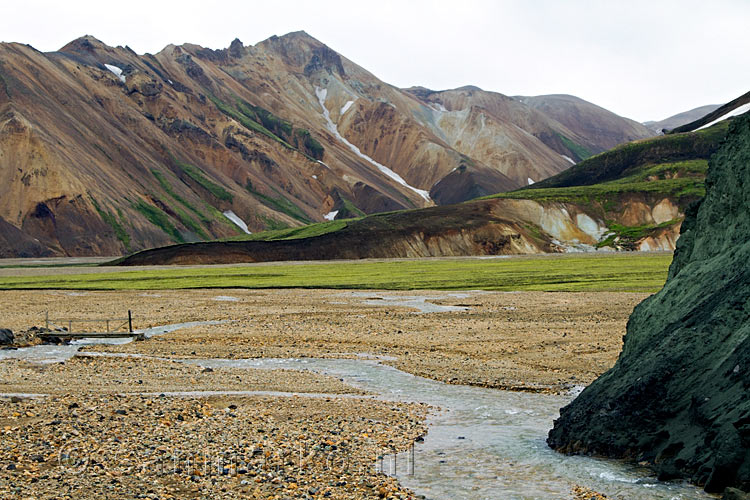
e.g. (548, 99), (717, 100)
(644, 104), (721, 133)
(0, 31), (657, 257)
(117, 119), (730, 266)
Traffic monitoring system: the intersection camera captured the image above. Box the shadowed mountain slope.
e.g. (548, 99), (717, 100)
(517, 94), (654, 154)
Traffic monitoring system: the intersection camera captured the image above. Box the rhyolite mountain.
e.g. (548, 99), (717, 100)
(644, 104), (721, 134)
(0, 31), (654, 257)
(117, 119), (729, 266)
(516, 94), (653, 153)
(547, 114), (750, 496)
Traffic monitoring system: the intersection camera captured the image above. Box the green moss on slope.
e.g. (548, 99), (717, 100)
(208, 94), (324, 161)
(151, 169), (210, 224)
(132, 200), (184, 243)
(90, 196), (131, 251)
(245, 181), (310, 224)
(557, 133), (592, 161)
(171, 157), (233, 203)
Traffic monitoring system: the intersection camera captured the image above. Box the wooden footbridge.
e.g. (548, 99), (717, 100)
(41, 310), (145, 341)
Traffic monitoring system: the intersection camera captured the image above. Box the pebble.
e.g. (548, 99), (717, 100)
(0, 394), (429, 499)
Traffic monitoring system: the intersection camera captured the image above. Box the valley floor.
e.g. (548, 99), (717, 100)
(0, 288), (645, 499)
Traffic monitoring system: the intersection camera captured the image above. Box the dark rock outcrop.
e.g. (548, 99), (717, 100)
(547, 115), (750, 494)
(0, 328), (13, 345)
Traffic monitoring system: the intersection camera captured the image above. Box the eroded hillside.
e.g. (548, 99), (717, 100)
(0, 32), (654, 257)
(118, 120), (729, 265)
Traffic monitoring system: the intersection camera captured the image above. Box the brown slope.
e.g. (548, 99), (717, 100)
(252, 32), (512, 202)
(404, 86), (579, 183)
(517, 94), (655, 154)
(0, 35), (415, 257)
(0, 31), (658, 258)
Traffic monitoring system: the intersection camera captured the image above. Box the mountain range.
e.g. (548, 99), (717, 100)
(0, 31), (657, 257)
(119, 118), (730, 266)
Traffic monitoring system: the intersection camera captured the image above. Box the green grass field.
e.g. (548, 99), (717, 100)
(0, 253), (672, 292)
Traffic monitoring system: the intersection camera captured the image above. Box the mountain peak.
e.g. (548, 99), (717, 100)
(59, 35), (107, 54)
(455, 85), (483, 93)
(228, 38), (244, 58)
(260, 30), (323, 50)
(257, 31), (344, 77)
(276, 30), (317, 42)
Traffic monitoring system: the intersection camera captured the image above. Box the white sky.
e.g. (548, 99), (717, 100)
(1, 0), (748, 122)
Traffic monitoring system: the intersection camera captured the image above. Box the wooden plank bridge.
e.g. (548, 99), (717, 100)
(41, 310), (145, 341)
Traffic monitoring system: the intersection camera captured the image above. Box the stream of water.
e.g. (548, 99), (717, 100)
(1, 320), (714, 499)
(188, 357), (713, 500)
(0, 321), (225, 363)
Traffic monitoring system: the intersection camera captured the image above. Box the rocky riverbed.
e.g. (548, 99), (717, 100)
(0, 288), (649, 498)
(0, 355), (367, 395)
(0, 394), (428, 499)
(0, 289), (645, 393)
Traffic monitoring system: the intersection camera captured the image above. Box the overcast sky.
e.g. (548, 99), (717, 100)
(2, 0), (748, 122)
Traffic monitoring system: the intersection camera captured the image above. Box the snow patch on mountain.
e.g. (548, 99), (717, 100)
(340, 100), (355, 115)
(431, 102), (449, 113)
(694, 103), (750, 131)
(315, 87), (431, 202)
(104, 64), (126, 83)
(561, 155), (576, 165)
(223, 210), (251, 234)
(324, 210), (339, 221)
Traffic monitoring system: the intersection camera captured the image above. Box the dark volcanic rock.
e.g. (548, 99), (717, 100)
(0, 328), (13, 345)
(547, 115), (750, 494)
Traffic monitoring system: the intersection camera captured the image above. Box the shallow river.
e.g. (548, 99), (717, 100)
(189, 357), (713, 500)
(0, 322), (714, 499)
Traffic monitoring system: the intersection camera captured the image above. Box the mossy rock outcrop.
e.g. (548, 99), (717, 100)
(547, 114), (750, 495)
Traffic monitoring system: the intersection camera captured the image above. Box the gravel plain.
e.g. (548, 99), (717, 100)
(0, 288), (647, 392)
(0, 288), (645, 498)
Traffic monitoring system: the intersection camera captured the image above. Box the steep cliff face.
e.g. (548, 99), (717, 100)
(547, 115), (750, 495)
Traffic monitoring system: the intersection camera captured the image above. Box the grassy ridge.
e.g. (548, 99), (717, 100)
(223, 220), (348, 242)
(481, 177), (704, 204)
(530, 121), (728, 190)
(480, 159), (708, 206)
(0, 253), (671, 292)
